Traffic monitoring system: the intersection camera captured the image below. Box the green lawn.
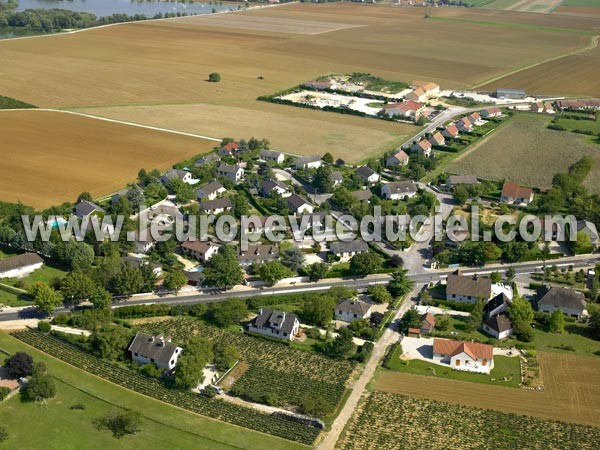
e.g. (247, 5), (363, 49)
(554, 115), (600, 135)
(4, 264), (68, 288)
(385, 344), (521, 388)
(0, 289), (32, 307)
(0, 332), (307, 450)
(563, 0), (600, 6)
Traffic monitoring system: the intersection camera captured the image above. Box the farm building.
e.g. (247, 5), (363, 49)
(335, 299), (372, 322)
(0, 253), (44, 279)
(495, 88), (526, 100)
(446, 175), (479, 188)
(432, 338), (494, 374)
(537, 286), (587, 319)
(247, 308), (300, 341)
(500, 182), (534, 205)
(128, 332), (182, 372)
(381, 100), (424, 119)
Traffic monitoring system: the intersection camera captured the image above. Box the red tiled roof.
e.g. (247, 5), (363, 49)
(502, 182), (532, 199)
(222, 141), (239, 152)
(433, 338), (493, 360)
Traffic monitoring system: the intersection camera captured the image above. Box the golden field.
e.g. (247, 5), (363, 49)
(0, 110), (216, 209)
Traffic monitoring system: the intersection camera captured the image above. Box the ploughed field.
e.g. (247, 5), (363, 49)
(0, 110), (216, 208)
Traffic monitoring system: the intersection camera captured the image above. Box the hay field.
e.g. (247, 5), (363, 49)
(374, 351), (600, 427)
(447, 113), (600, 193)
(0, 4), (592, 108)
(0, 110), (216, 209)
(77, 101), (415, 162)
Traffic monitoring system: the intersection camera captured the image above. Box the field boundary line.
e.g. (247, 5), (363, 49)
(0, 108), (222, 142)
(468, 34), (600, 89)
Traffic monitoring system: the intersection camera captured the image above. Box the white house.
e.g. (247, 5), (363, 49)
(161, 168), (198, 185)
(355, 166), (380, 185)
(181, 240), (219, 262)
(218, 164), (244, 183)
(335, 299), (372, 322)
(381, 181), (418, 200)
(329, 240), (369, 258)
(411, 140), (432, 157)
(537, 286), (587, 319)
(500, 182), (534, 205)
(199, 198), (232, 215)
(386, 150), (409, 167)
(295, 155), (322, 170)
(287, 194), (314, 215)
(482, 314), (513, 340)
(246, 308), (300, 341)
(0, 253), (44, 279)
(445, 271), (492, 303)
(432, 338), (494, 374)
(237, 244), (279, 266)
(128, 332), (182, 372)
(195, 181), (226, 201)
(332, 171), (344, 186)
(259, 149), (285, 164)
(132, 227), (156, 254)
(481, 107), (502, 118)
(261, 179), (291, 198)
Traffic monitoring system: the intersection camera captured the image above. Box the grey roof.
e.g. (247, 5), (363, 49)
(195, 153), (220, 166)
(287, 193), (311, 210)
(537, 286), (586, 313)
(199, 198), (232, 211)
(351, 189), (372, 201)
(251, 308), (298, 335)
(447, 175), (479, 186)
(128, 332), (181, 365)
(446, 270), (491, 299)
(297, 154), (321, 164)
(356, 166), (376, 179)
(577, 220), (599, 243)
(218, 163), (242, 174)
(0, 253), (43, 273)
(332, 171), (343, 182)
(496, 88), (526, 96)
(259, 149), (283, 160)
(122, 256), (161, 271)
(337, 299), (371, 316)
(261, 179), (288, 194)
(483, 293), (510, 317)
(196, 181), (225, 197)
(330, 240), (369, 255)
(384, 181), (417, 195)
(162, 168), (189, 182)
(237, 244), (279, 261)
(74, 200), (105, 218)
(483, 314), (512, 333)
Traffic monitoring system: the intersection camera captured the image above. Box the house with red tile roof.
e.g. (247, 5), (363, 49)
(428, 131), (445, 147)
(442, 123), (460, 139)
(500, 182), (534, 205)
(411, 140), (432, 156)
(481, 107), (502, 118)
(381, 100), (425, 119)
(456, 117), (473, 132)
(218, 141), (240, 157)
(432, 338), (494, 373)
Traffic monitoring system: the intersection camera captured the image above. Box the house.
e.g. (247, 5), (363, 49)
(0, 253), (44, 279)
(332, 171), (344, 186)
(217, 163), (244, 183)
(381, 100), (425, 119)
(195, 152), (220, 167)
(420, 313), (436, 335)
(381, 181), (418, 200)
(530, 101), (554, 114)
(433, 338), (494, 374)
(411, 140), (432, 157)
(405, 87), (427, 103)
(246, 308), (300, 341)
(237, 244), (279, 266)
(335, 299), (372, 322)
(74, 200), (105, 219)
(261, 179), (291, 198)
(122, 256), (162, 277)
(161, 168), (198, 185)
(351, 189), (373, 203)
(132, 227), (156, 254)
(482, 314), (513, 340)
(456, 117), (473, 133)
(241, 216), (282, 235)
(467, 112), (481, 124)
(481, 107), (502, 118)
(576, 220), (600, 248)
(329, 240), (369, 258)
(442, 124), (460, 139)
(386, 150), (410, 167)
(446, 175), (479, 189)
(429, 132), (445, 147)
(537, 286), (587, 319)
(355, 166), (380, 185)
(128, 332), (182, 372)
(287, 194), (314, 215)
(445, 270), (492, 303)
(483, 292), (511, 319)
(295, 155), (322, 170)
(412, 80), (440, 96)
(218, 141), (240, 157)
(181, 240), (219, 262)
(195, 181), (226, 201)
(258, 149), (285, 164)
(500, 182), (534, 205)
(495, 88), (526, 100)
(555, 99), (600, 110)
(199, 198), (232, 215)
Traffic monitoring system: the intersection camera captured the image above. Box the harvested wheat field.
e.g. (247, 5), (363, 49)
(337, 391), (600, 450)
(0, 4), (593, 108)
(0, 110), (216, 208)
(374, 351), (600, 427)
(77, 101), (415, 162)
(447, 113), (600, 193)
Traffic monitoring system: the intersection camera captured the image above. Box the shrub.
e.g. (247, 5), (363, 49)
(208, 72), (221, 82)
(70, 404), (86, 410)
(94, 410), (142, 438)
(37, 321), (51, 333)
(5, 352), (34, 378)
(0, 386), (11, 401)
(0, 425), (7, 442)
(51, 313), (70, 325)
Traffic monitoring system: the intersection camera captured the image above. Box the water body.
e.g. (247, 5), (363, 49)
(0, 0), (237, 39)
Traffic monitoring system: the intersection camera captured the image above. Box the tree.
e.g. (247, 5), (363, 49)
(213, 341), (239, 371)
(508, 296), (535, 342)
(207, 299), (247, 327)
(29, 282), (63, 315)
(466, 298), (485, 331)
(163, 270), (188, 295)
(203, 245), (243, 289)
(505, 266), (516, 282)
(322, 152), (334, 165)
(5, 352), (33, 378)
(436, 314), (450, 331)
(109, 264), (144, 296)
(175, 337), (214, 389)
(490, 271), (502, 284)
(591, 276), (599, 302)
(60, 271), (97, 306)
(548, 309), (565, 333)
(232, 194), (250, 218)
(453, 185), (469, 205)
(399, 307), (422, 333)
(306, 262), (328, 282)
(324, 328), (356, 359)
(126, 185), (145, 212)
(349, 252), (382, 276)
(366, 285), (392, 304)
(26, 362), (56, 400)
(255, 261), (292, 286)
(64, 239), (95, 270)
(280, 247), (305, 272)
(313, 166), (334, 194)
(571, 231), (593, 255)
(330, 187), (356, 210)
(77, 192), (92, 203)
(388, 270), (414, 297)
(89, 326), (133, 361)
(94, 410), (141, 438)
(208, 72), (221, 82)
(302, 295), (336, 326)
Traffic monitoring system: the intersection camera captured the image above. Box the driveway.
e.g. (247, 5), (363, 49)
(415, 304), (470, 317)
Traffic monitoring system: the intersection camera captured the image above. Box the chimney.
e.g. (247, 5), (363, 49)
(159, 336), (165, 347)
